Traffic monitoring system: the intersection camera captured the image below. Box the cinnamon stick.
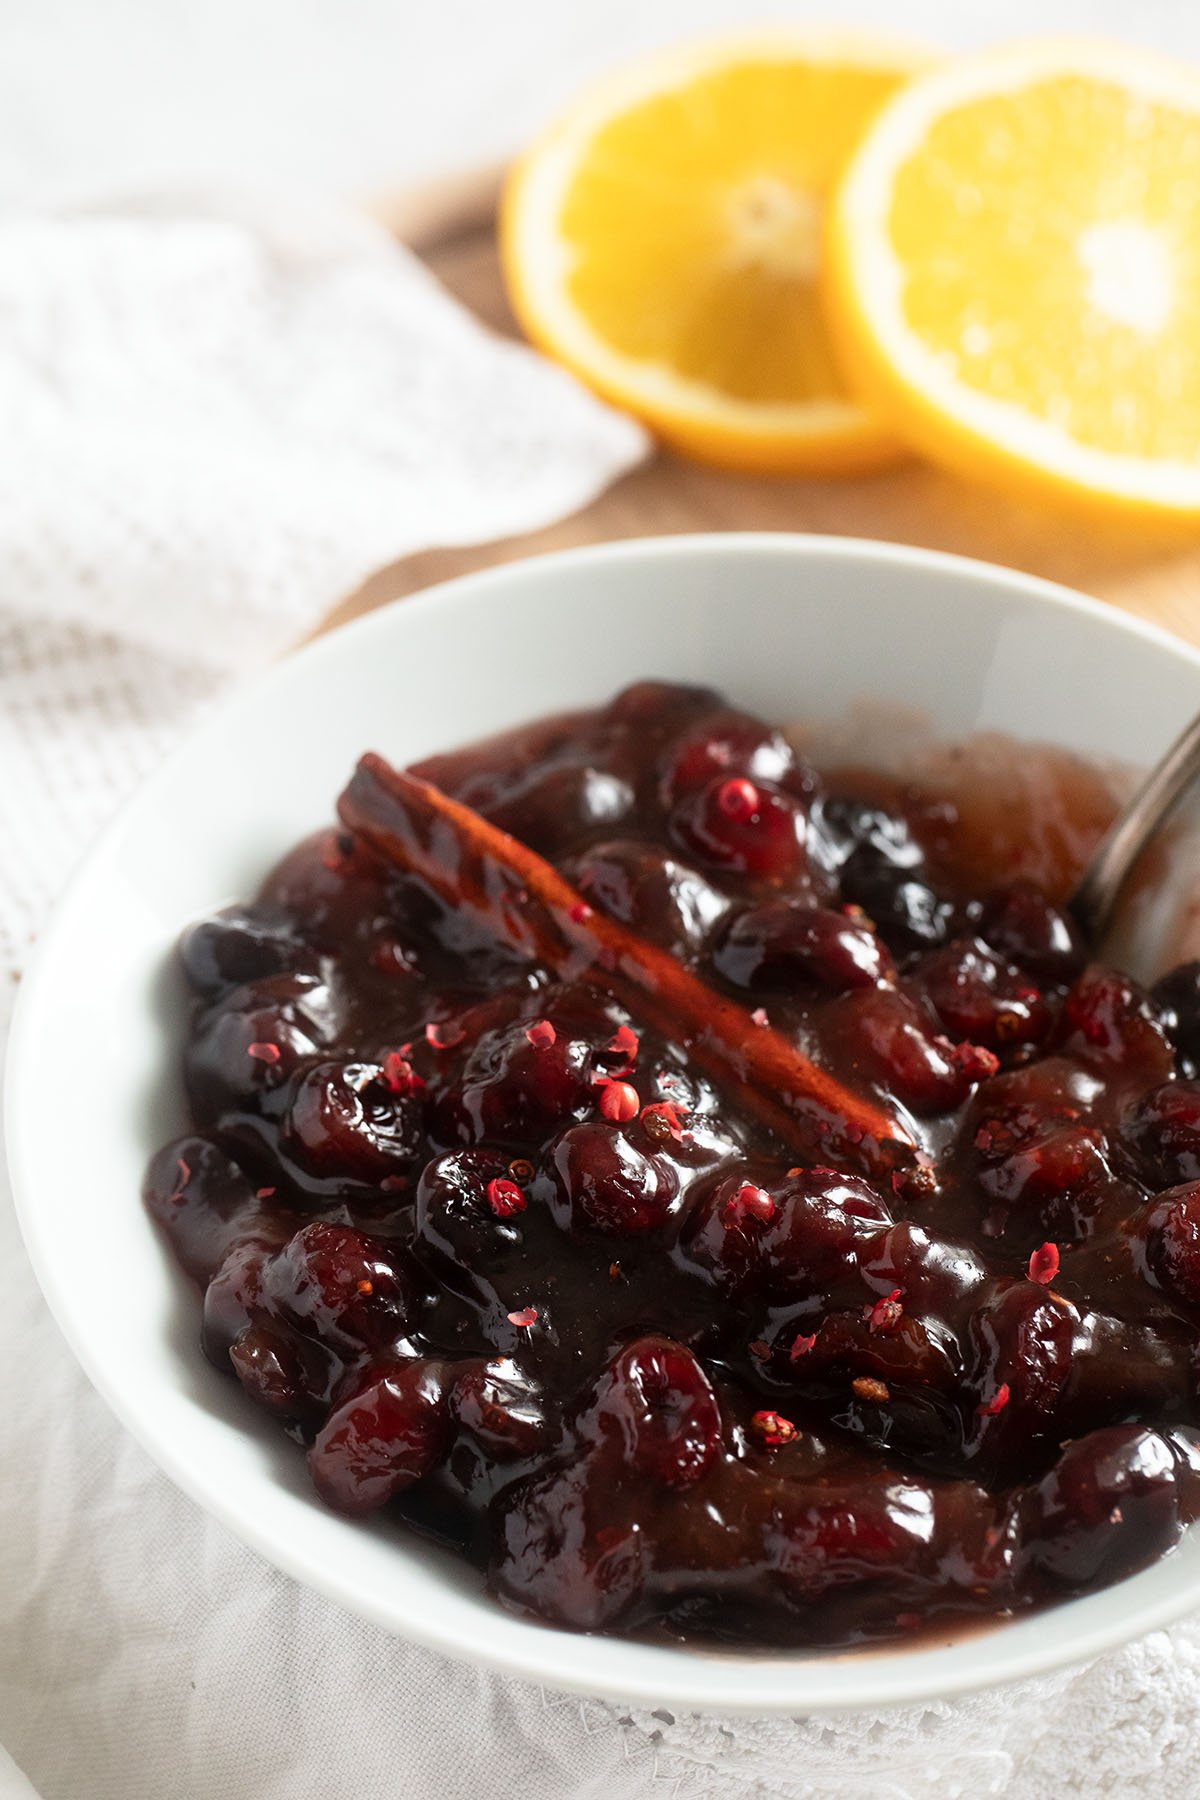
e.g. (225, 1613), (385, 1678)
(339, 753), (916, 1175)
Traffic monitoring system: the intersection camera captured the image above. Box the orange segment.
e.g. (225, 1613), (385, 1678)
(501, 35), (932, 473)
(828, 40), (1200, 517)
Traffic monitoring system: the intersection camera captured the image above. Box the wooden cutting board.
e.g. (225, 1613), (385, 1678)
(325, 168), (1200, 650)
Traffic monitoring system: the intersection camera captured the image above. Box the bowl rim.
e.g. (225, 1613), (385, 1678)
(8, 529), (1200, 1716)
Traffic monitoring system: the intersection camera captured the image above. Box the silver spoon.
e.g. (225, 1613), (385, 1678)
(1070, 712), (1200, 948)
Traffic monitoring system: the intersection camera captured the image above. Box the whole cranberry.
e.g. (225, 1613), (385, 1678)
(669, 776), (807, 883)
(603, 679), (720, 737)
(658, 707), (805, 808)
(280, 1060), (424, 1184)
(968, 1283), (1076, 1466)
(201, 1237), (273, 1364)
(1125, 1081), (1200, 1186)
(143, 1135), (259, 1285)
(861, 1218), (989, 1320)
(179, 906), (317, 1000)
(593, 1337), (722, 1489)
(490, 1460), (648, 1631)
(681, 1168), (786, 1290)
(487, 762), (635, 857)
(1061, 967), (1173, 1080)
(569, 839), (728, 958)
(816, 795), (949, 950)
(308, 1359), (450, 1516)
(1024, 1426), (1184, 1587)
(970, 1054), (1104, 1123)
(184, 972), (334, 1125)
(782, 1304), (959, 1419)
(444, 1015), (593, 1146)
(978, 881), (1087, 981)
(414, 1149), (528, 1299)
(815, 797), (924, 872)
(918, 937), (1049, 1051)
(1152, 961), (1200, 1075)
(548, 1122), (676, 1236)
(256, 828), (385, 944)
(763, 1168), (894, 1296)
(1138, 1181), (1200, 1307)
(262, 1221), (415, 1352)
(816, 798), (950, 953)
(712, 902), (893, 994)
(830, 988), (978, 1115)
(686, 1165), (891, 1296)
(976, 1117), (1111, 1209)
(228, 1323), (326, 1421)
(840, 861), (952, 956)
(452, 1358), (548, 1460)
(768, 1478), (934, 1603)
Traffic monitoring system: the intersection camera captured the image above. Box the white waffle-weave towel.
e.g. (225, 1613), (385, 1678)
(0, 194), (1197, 1800)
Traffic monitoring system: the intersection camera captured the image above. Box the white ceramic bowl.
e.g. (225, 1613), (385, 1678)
(8, 533), (1200, 1714)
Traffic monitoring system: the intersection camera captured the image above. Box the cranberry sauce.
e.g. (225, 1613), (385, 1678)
(145, 681), (1200, 1649)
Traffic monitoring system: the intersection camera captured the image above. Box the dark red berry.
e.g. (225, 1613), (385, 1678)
(713, 901), (893, 994)
(263, 1221), (415, 1351)
(968, 1283), (1075, 1467)
(919, 937), (1050, 1051)
(1125, 1081), (1200, 1186)
(179, 906), (316, 999)
(549, 1122), (676, 1236)
(445, 1015), (594, 1146)
(185, 973), (332, 1124)
(228, 1324), (323, 1421)
(201, 1237), (273, 1364)
(978, 881), (1087, 980)
(414, 1149), (528, 1301)
(280, 1059), (423, 1184)
(1139, 1181), (1200, 1308)
(595, 1337), (722, 1488)
(658, 707), (804, 808)
(816, 797), (924, 872)
(452, 1357), (547, 1459)
(570, 839), (729, 958)
(486, 762), (635, 857)
(1061, 967), (1173, 1082)
(1152, 962), (1200, 1075)
(605, 679), (720, 736)
(490, 1460), (648, 1631)
(143, 1135), (260, 1285)
(685, 1165), (890, 1295)
(670, 775), (806, 883)
(308, 1360), (450, 1516)
(977, 1117), (1112, 1225)
(829, 988), (975, 1114)
(1025, 1427), (1185, 1588)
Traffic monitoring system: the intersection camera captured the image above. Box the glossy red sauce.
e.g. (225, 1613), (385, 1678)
(145, 682), (1200, 1648)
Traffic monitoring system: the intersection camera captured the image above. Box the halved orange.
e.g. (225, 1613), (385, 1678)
(828, 39), (1200, 518)
(500, 33), (931, 474)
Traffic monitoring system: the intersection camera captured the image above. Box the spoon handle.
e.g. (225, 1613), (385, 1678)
(1070, 711), (1200, 944)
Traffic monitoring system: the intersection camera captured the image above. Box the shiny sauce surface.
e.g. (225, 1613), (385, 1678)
(146, 682), (1200, 1648)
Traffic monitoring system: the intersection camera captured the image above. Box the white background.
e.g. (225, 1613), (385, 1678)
(3, 0), (1200, 208)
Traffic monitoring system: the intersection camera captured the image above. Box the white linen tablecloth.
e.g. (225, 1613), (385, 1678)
(2, 189), (1200, 1800)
